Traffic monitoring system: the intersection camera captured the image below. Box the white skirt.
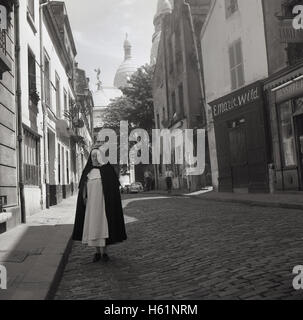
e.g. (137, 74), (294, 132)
(82, 173), (109, 247)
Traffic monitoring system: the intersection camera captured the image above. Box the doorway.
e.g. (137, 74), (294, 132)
(229, 118), (249, 193)
(295, 115), (303, 190)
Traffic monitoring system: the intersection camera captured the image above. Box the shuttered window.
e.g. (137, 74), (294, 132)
(24, 129), (40, 186)
(229, 39), (245, 90)
(55, 73), (61, 118)
(44, 54), (51, 108)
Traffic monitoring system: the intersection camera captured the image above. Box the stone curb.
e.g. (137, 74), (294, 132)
(45, 235), (73, 300)
(145, 191), (303, 211)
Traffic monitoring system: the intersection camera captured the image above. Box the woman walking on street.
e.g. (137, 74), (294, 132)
(72, 148), (127, 263)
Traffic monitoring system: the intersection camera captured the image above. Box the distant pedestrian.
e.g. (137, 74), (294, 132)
(144, 170), (152, 192)
(165, 168), (174, 193)
(72, 148), (127, 263)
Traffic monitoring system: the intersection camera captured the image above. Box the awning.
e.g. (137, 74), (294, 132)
(264, 63), (303, 91)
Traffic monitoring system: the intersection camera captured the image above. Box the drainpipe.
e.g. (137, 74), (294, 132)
(14, 0), (26, 223)
(40, 0), (50, 208)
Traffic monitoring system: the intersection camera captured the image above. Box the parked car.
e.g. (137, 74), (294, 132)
(129, 182), (144, 194)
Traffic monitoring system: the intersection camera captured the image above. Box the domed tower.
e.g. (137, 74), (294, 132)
(114, 34), (138, 89)
(150, 0), (173, 66)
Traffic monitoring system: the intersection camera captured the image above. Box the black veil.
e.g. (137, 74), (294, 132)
(78, 150), (94, 191)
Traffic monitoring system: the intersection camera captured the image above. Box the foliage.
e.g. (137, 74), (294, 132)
(103, 64), (155, 135)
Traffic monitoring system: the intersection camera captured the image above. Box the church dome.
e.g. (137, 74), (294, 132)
(114, 34), (138, 89)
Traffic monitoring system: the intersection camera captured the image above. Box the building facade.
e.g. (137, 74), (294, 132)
(201, 0), (270, 193)
(263, 0), (303, 191)
(0, 0), (92, 234)
(0, 0), (21, 232)
(152, 0), (211, 192)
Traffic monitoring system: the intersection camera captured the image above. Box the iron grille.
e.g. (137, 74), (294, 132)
(0, 29), (6, 55)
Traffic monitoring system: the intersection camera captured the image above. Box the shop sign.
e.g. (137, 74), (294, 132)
(209, 83), (261, 119)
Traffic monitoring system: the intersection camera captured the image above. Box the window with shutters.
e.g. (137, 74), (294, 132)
(63, 89), (68, 116)
(66, 150), (70, 184)
(44, 54), (51, 108)
(24, 129), (40, 186)
(28, 48), (37, 104)
(225, 0), (238, 18)
(58, 143), (61, 184)
(172, 91), (176, 116)
(55, 73), (61, 118)
(229, 39), (245, 90)
(178, 82), (184, 116)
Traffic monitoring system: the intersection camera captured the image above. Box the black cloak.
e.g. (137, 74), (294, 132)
(72, 152), (127, 245)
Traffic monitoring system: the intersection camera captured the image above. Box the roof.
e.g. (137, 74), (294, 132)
(93, 86), (122, 108)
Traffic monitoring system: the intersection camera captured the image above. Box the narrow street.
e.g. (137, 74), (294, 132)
(55, 196), (303, 300)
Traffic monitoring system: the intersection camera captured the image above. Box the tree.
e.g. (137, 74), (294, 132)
(102, 64), (155, 135)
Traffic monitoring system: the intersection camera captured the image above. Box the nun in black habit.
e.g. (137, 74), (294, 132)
(72, 148), (127, 262)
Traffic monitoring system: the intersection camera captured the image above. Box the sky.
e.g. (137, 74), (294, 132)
(64, 0), (158, 91)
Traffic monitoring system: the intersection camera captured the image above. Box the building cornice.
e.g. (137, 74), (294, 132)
(43, 3), (75, 72)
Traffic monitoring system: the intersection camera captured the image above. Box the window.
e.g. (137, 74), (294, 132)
(44, 54), (51, 107)
(55, 73), (61, 118)
(157, 114), (160, 129)
(225, 0), (238, 18)
(27, 0), (35, 20)
(229, 39), (245, 90)
(0, 5), (7, 55)
(63, 89), (68, 117)
(178, 82), (184, 115)
(66, 151), (69, 184)
(24, 129), (40, 186)
(58, 144), (61, 184)
(28, 48), (37, 104)
(62, 146), (65, 185)
(169, 37), (174, 74)
(279, 101), (297, 167)
(172, 91), (176, 116)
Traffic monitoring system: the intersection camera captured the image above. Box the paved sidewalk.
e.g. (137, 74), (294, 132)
(0, 196), (77, 300)
(0, 194), (152, 300)
(146, 188), (303, 211)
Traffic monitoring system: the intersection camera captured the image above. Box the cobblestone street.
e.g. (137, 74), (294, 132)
(54, 196), (303, 300)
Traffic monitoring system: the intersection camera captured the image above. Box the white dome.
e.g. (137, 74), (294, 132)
(114, 34), (138, 89)
(114, 59), (138, 89)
